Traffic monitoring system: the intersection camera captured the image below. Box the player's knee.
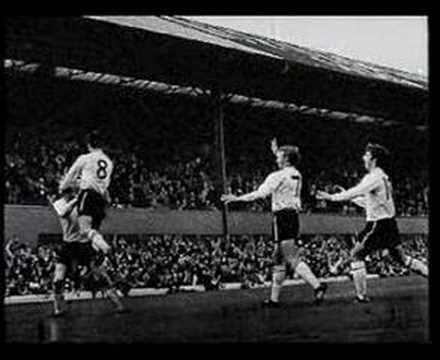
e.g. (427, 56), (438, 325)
(94, 267), (111, 284)
(390, 247), (407, 266)
(53, 264), (66, 281)
(288, 256), (300, 271)
(401, 254), (412, 267)
(102, 276), (114, 289)
(272, 265), (286, 286)
(53, 273), (63, 284)
(79, 227), (92, 240)
(91, 234), (110, 254)
(53, 279), (64, 294)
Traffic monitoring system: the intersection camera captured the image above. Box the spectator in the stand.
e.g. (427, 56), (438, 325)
(5, 135), (428, 216)
(5, 233), (428, 297)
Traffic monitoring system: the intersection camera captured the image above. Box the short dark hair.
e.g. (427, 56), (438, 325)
(86, 130), (103, 148)
(279, 145), (301, 166)
(365, 143), (390, 167)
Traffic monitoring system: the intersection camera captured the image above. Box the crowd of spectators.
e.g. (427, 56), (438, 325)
(5, 233), (428, 297)
(5, 70), (428, 214)
(5, 235), (57, 296)
(4, 135), (429, 216)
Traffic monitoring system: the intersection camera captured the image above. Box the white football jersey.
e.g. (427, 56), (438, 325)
(331, 167), (395, 221)
(60, 149), (113, 195)
(255, 166), (302, 212)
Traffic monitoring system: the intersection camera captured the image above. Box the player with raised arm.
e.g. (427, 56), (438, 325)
(59, 130), (112, 252)
(48, 188), (126, 316)
(316, 143), (428, 303)
(221, 138), (327, 307)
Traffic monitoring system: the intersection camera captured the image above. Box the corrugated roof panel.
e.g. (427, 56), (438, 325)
(86, 16), (281, 60)
(86, 16), (427, 91)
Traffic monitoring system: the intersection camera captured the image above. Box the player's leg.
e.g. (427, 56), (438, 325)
(262, 244), (286, 307)
(385, 219), (428, 277)
(389, 244), (428, 277)
(264, 211), (327, 306)
(52, 262), (67, 316)
(52, 242), (72, 316)
(283, 240), (327, 304)
(78, 215), (107, 249)
(70, 257), (83, 296)
(93, 264), (126, 312)
(328, 236), (358, 277)
(263, 217), (285, 307)
(77, 190), (108, 250)
(283, 210), (327, 301)
(349, 222), (379, 303)
(86, 241), (126, 312)
(329, 251), (351, 276)
(268, 244), (286, 305)
(84, 206), (122, 296)
(350, 246), (368, 302)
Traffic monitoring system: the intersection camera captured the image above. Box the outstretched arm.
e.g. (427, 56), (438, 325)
(221, 190), (264, 204)
(333, 185), (366, 208)
(316, 176), (379, 203)
(271, 138), (279, 156)
(221, 173), (276, 204)
(222, 141), (279, 205)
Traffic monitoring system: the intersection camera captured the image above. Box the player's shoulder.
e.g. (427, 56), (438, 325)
(280, 166), (301, 178)
(80, 152), (93, 160)
(267, 168), (283, 179)
(266, 167), (294, 182)
(287, 166), (301, 176)
(84, 150), (112, 161)
(77, 152), (95, 165)
(97, 149), (113, 162)
(377, 167), (389, 177)
(363, 168), (387, 185)
(371, 167), (387, 179)
(72, 153), (87, 165)
(103, 151), (113, 163)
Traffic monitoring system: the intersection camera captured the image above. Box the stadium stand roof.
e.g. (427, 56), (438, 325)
(5, 16), (428, 125)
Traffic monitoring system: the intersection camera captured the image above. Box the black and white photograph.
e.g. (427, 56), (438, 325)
(3, 16), (429, 343)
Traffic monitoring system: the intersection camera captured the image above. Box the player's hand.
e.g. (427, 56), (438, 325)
(221, 194), (238, 204)
(58, 179), (69, 193)
(46, 194), (56, 204)
(92, 235), (111, 254)
(333, 185), (346, 192)
(270, 138), (278, 155)
(329, 258), (343, 275)
(316, 190), (332, 201)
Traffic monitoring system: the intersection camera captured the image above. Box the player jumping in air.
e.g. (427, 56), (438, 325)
(221, 138), (328, 307)
(316, 143), (428, 303)
(48, 188), (126, 316)
(59, 130), (113, 257)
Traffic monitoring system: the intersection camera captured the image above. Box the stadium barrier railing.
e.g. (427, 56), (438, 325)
(4, 205), (428, 246)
